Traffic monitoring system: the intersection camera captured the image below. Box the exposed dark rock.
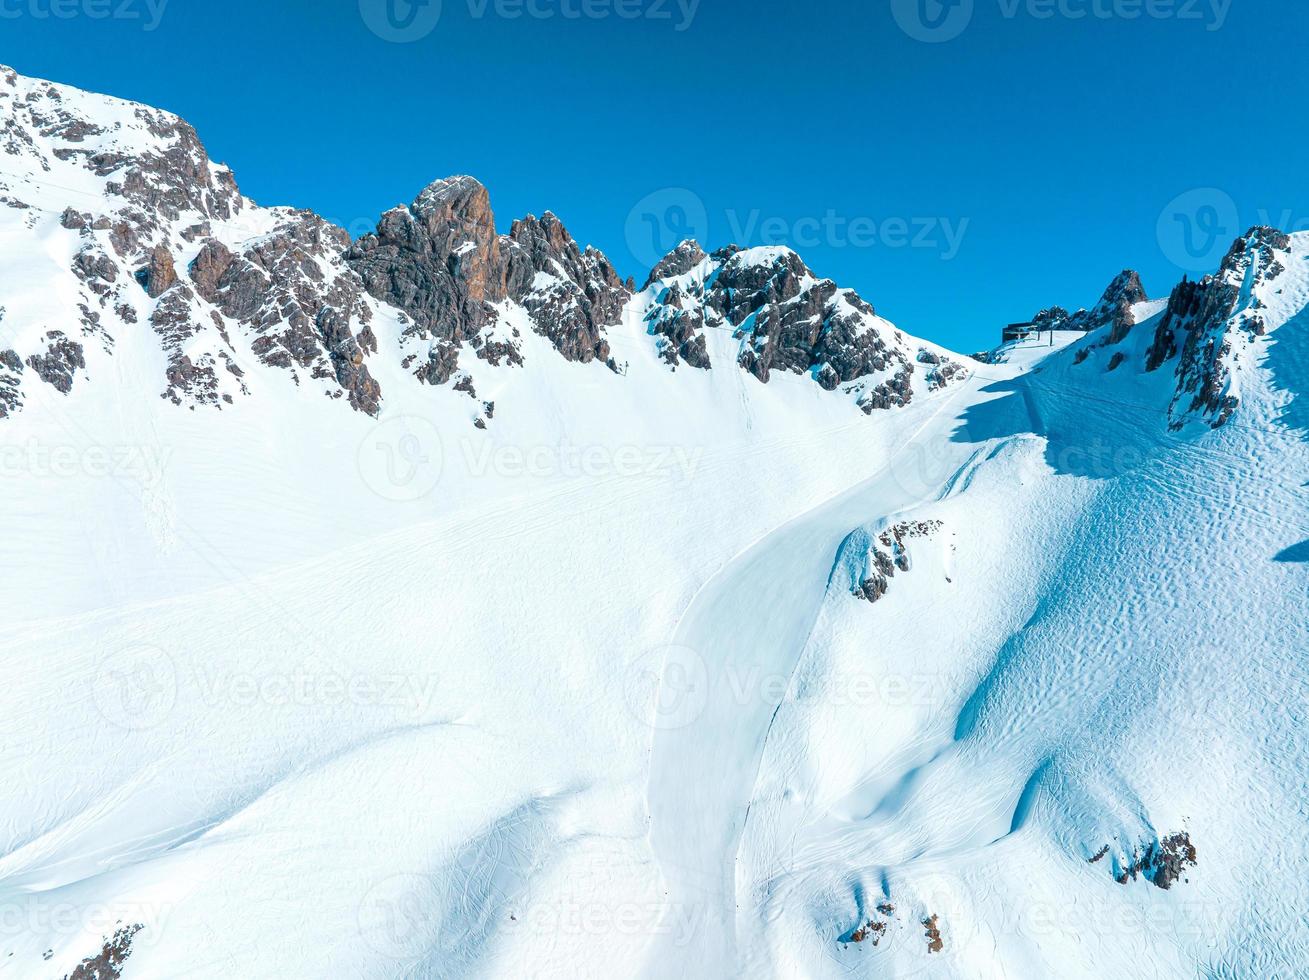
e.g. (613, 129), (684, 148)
(501, 211), (629, 364)
(1, 65), (985, 429)
(453, 374), (477, 399)
(921, 350), (968, 391)
(72, 248), (119, 285)
(136, 244), (178, 297)
(63, 922), (142, 980)
(853, 364), (914, 414)
(1029, 270), (1148, 342)
(714, 248), (911, 391)
(1031, 305), (1073, 331)
(1147, 227), (1288, 429)
(846, 918), (886, 946)
(1098, 270), (1149, 344)
(638, 243), (933, 402)
(1107, 831), (1197, 890)
(197, 212), (382, 414)
(642, 239), (707, 289)
(852, 520), (945, 602)
(413, 341), (461, 386)
(923, 914), (944, 953)
(852, 549), (897, 603)
(188, 239), (234, 299)
(643, 280), (711, 370)
(25, 331), (85, 393)
(0, 346), (22, 418)
(150, 284), (223, 406)
(101, 108), (241, 238)
(349, 176), (628, 382)
(347, 175), (504, 344)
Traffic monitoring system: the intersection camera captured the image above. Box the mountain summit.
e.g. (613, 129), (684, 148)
(0, 65), (966, 429)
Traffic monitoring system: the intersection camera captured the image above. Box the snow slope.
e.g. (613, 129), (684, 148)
(0, 66), (1307, 980)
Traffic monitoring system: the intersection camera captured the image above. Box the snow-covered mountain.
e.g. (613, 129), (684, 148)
(1, 66), (1306, 980)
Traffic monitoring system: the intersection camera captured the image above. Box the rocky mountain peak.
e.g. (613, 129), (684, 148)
(345, 174), (631, 382)
(345, 177), (505, 358)
(643, 239), (708, 289)
(1217, 225), (1290, 286)
(1029, 269), (1148, 343)
(501, 208), (629, 367)
(1091, 269), (1149, 344)
(1142, 226), (1293, 429)
(1, 67), (965, 431)
(637, 239), (965, 407)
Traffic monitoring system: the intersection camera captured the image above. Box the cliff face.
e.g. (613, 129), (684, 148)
(1146, 227), (1292, 429)
(637, 242), (968, 411)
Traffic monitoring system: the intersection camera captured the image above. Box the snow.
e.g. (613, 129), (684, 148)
(1, 66), (1308, 980)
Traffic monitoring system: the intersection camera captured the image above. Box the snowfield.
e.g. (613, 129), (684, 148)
(0, 67), (1307, 979)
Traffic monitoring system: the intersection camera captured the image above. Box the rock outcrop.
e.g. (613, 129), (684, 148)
(642, 239), (707, 289)
(25, 331), (85, 393)
(347, 176), (504, 349)
(1030, 270), (1148, 341)
(1146, 227), (1289, 429)
(639, 243), (967, 407)
(136, 243), (177, 297)
(0, 65), (385, 415)
(348, 176), (628, 384)
(0, 65), (972, 428)
(849, 519), (946, 603)
(192, 210), (381, 414)
(1100, 831), (1198, 890)
(501, 210), (628, 366)
(0, 344), (24, 417)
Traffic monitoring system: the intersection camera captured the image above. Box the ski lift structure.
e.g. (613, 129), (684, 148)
(1002, 321), (1036, 343)
(1002, 321), (1055, 345)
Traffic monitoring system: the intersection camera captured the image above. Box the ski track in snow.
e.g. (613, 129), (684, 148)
(642, 376), (1004, 979)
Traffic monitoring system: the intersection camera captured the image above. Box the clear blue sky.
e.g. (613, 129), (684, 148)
(5, 0), (1304, 351)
